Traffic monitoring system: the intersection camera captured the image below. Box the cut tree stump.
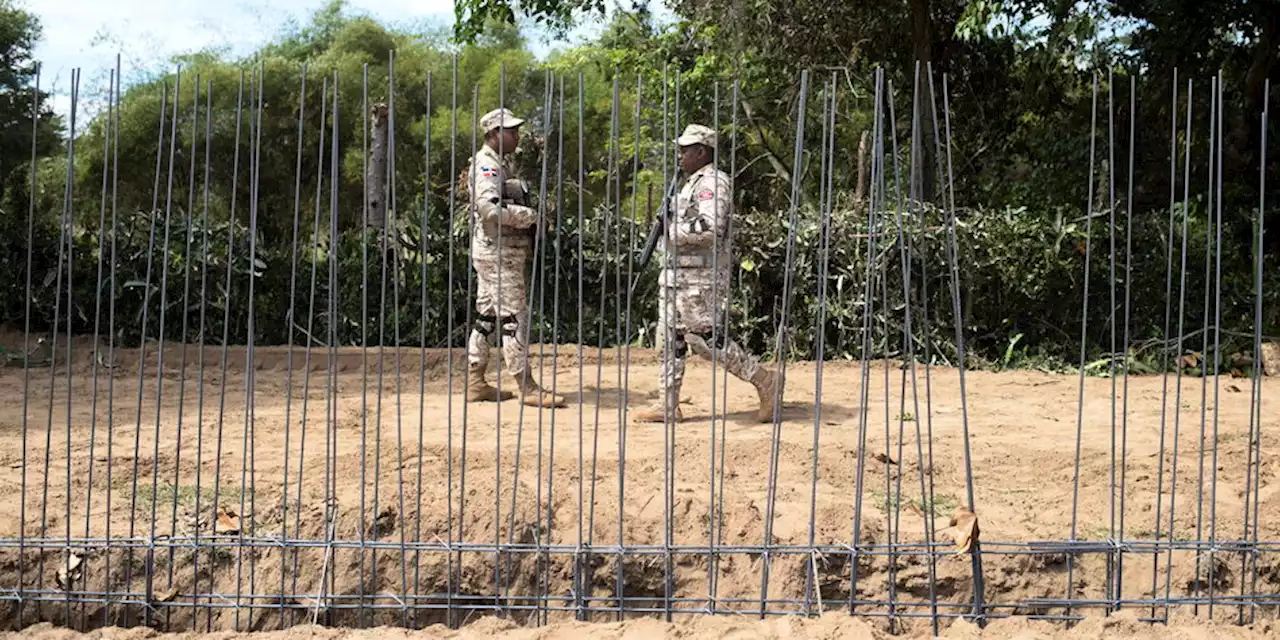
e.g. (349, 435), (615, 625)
(1259, 341), (1280, 376)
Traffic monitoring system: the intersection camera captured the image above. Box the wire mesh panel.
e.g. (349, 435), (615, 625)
(0, 55), (1275, 635)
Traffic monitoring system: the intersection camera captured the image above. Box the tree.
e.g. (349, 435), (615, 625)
(453, 0), (609, 44)
(959, 0), (1279, 247)
(0, 0), (62, 205)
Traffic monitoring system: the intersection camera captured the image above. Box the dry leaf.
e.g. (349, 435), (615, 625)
(936, 506), (979, 556)
(97, 352), (118, 369)
(1180, 352), (1202, 369)
(154, 586), (180, 603)
(215, 506), (242, 535)
(1227, 384), (1243, 393)
(55, 552), (84, 591)
(872, 452), (898, 465)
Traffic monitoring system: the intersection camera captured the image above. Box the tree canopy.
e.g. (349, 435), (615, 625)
(0, 0), (61, 206)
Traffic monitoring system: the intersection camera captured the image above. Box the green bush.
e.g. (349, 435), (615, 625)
(2, 186), (1270, 374)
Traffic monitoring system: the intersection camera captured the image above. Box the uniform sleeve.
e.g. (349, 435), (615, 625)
(470, 160), (538, 229)
(670, 174), (729, 249)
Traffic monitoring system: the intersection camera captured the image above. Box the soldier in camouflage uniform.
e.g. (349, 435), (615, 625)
(635, 124), (783, 424)
(464, 108), (566, 408)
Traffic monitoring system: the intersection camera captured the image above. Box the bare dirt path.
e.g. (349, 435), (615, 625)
(0, 337), (1275, 636)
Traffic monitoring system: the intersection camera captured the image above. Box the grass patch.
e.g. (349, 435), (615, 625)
(131, 482), (247, 517)
(923, 493), (960, 516)
(871, 491), (960, 517)
(1084, 525), (1112, 540)
(871, 490), (897, 513)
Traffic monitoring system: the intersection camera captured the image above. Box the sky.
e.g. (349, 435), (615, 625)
(29, 0), (617, 124)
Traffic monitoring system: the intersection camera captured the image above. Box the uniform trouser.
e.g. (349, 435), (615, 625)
(468, 246), (530, 380)
(657, 279), (762, 408)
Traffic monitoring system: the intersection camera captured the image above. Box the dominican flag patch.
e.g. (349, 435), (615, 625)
(480, 166), (497, 177)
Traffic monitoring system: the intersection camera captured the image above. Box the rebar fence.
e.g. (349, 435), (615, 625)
(0, 56), (1276, 635)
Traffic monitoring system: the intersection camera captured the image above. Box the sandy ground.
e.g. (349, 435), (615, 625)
(0, 335), (1276, 637)
(3, 609), (1280, 639)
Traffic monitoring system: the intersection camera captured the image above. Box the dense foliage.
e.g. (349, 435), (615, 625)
(2, 0), (1278, 371)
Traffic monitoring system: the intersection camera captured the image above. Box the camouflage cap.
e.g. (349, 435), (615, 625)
(676, 124), (717, 148)
(480, 108), (525, 133)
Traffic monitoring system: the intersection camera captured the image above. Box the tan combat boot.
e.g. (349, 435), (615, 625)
(633, 403), (683, 424)
(467, 362), (514, 402)
(516, 372), (567, 408)
(751, 368), (783, 423)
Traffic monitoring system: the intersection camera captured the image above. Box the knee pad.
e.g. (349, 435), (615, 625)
(690, 328), (726, 350)
(474, 314), (497, 336)
(670, 331), (688, 358)
(500, 315), (520, 338)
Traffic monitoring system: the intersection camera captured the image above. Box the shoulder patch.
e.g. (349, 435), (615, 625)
(480, 166), (497, 177)
(697, 189), (715, 201)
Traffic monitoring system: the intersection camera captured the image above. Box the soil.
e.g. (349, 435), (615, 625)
(3, 610), (1278, 639)
(0, 333), (1276, 638)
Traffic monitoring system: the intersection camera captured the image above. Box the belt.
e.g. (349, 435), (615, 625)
(668, 253), (716, 269)
(484, 225), (534, 248)
(496, 235), (532, 248)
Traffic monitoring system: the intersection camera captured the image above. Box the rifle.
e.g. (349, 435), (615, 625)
(628, 176), (681, 301)
(502, 178), (531, 207)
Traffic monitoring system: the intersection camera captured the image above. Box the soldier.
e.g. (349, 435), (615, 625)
(464, 107), (566, 408)
(635, 124), (783, 424)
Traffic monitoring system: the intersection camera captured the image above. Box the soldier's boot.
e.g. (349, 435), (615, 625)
(467, 362), (515, 402)
(751, 368), (784, 423)
(633, 402), (683, 424)
(516, 372), (566, 408)
(634, 384), (683, 423)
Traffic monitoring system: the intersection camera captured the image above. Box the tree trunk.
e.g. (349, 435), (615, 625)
(1243, 11), (1278, 255)
(367, 103), (389, 230)
(740, 97), (794, 186)
(1244, 10), (1277, 132)
(855, 130), (870, 205)
(909, 0), (937, 203)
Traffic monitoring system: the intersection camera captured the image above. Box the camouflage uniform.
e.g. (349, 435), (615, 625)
(465, 108), (565, 408)
(637, 124), (782, 424)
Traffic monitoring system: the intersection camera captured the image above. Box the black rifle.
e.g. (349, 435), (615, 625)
(629, 176), (681, 301)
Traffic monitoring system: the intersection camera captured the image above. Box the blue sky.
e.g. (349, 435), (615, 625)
(29, 0), (624, 124)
